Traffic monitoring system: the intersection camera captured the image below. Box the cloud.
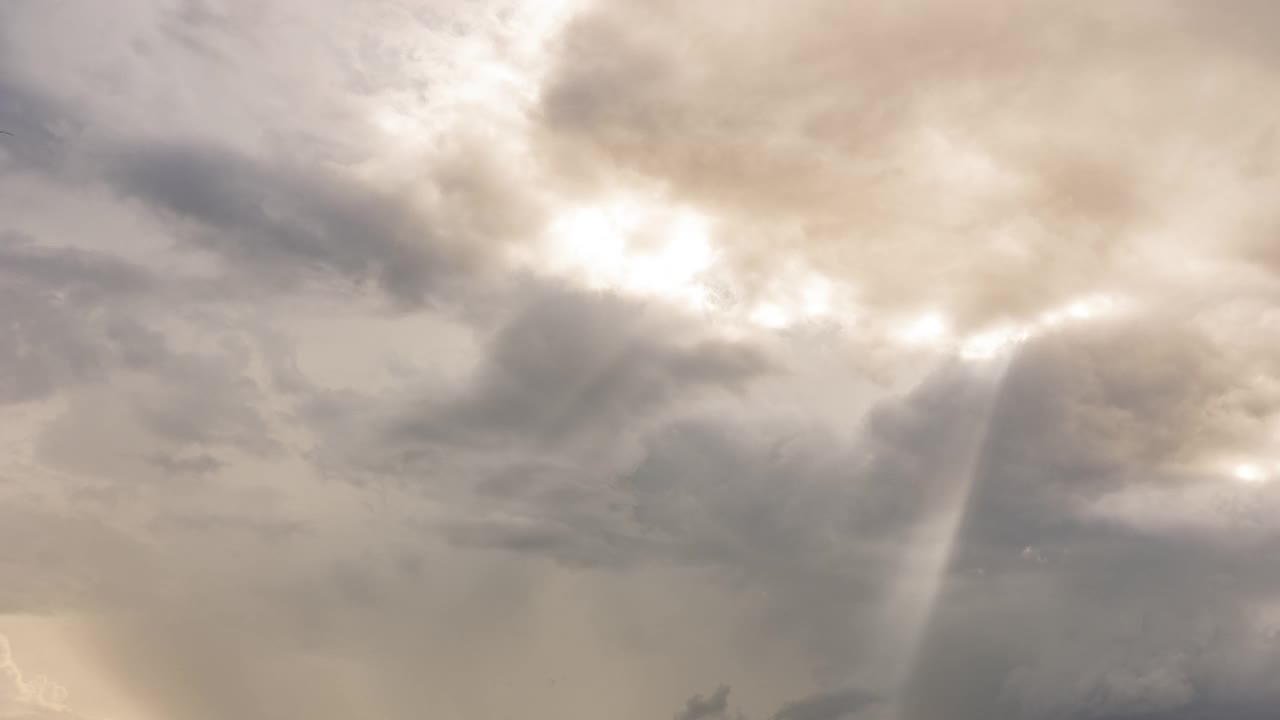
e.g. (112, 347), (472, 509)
(104, 141), (453, 306)
(676, 684), (731, 720)
(536, 0), (1280, 325)
(1002, 654), (1195, 719)
(406, 284), (772, 445)
(771, 687), (879, 720)
(4, 1), (1280, 720)
(0, 237), (157, 404)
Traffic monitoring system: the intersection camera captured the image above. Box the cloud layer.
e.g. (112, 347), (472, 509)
(3, 1), (1280, 719)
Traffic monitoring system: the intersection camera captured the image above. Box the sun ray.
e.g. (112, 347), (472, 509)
(872, 357), (1013, 718)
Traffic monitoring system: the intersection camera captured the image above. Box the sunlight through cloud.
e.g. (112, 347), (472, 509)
(749, 302), (791, 329)
(895, 312), (951, 347)
(547, 198), (717, 312)
(960, 294), (1126, 362)
(1233, 462), (1269, 485)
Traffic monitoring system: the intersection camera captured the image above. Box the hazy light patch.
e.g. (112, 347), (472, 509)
(915, 128), (1022, 214)
(628, 212), (715, 299)
(547, 198), (717, 311)
(1233, 462), (1269, 485)
(959, 294), (1126, 363)
(960, 325), (1032, 361)
(539, 194), (867, 333)
(1037, 294), (1120, 329)
(371, 106), (421, 142)
(798, 277), (836, 319)
(749, 302), (791, 329)
(541, 203), (1126, 353)
(741, 266), (856, 331)
(364, 0), (582, 160)
(894, 312), (952, 347)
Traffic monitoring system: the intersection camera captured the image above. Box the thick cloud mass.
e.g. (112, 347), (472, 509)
(538, 0), (1280, 326)
(2, 1), (1280, 719)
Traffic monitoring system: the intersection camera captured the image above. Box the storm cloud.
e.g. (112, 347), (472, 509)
(3, 1), (1280, 719)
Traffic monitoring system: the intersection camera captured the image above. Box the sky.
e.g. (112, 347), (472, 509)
(2, 1), (1280, 719)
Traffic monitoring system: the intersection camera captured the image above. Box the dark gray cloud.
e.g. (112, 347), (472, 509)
(0, 238), (152, 298)
(409, 359), (1006, 681)
(416, 285), (772, 444)
(771, 688), (879, 720)
(0, 78), (84, 176)
(676, 684), (731, 720)
(420, 311), (1280, 718)
(106, 142), (447, 306)
(1, 3), (541, 312)
(953, 313), (1280, 555)
(0, 237), (158, 404)
(323, 282), (775, 497)
(148, 453), (224, 478)
(886, 318), (1280, 719)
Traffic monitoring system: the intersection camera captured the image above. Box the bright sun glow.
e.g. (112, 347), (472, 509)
(895, 312), (952, 347)
(958, 294), (1124, 362)
(960, 325), (1032, 361)
(801, 277), (833, 318)
(1233, 462), (1269, 485)
(749, 302), (791, 329)
(1038, 295), (1118, 329)
(548, 199), (716, 311)
(544, 197), (1125, 353)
